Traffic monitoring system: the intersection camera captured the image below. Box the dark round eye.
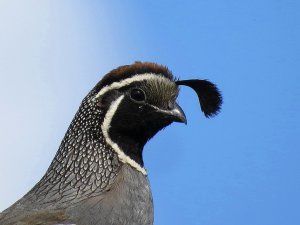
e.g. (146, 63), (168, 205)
(130, 88), (146, 102)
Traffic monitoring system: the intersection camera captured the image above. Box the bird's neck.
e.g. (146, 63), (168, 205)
(31, 97), (122, 204)
(108, 129), (145, 167)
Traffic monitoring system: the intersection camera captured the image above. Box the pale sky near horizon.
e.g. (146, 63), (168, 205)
(1, 1), (299, 225)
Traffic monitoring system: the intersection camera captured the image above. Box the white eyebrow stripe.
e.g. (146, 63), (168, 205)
(94, 73), (171, 100)
(101, 95), (147, 175)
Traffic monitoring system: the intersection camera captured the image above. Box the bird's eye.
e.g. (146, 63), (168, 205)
(130, 88), (146, 102)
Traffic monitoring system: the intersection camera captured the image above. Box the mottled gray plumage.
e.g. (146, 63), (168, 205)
(0, 85), (153, 225)
(0, 62), (222, 225)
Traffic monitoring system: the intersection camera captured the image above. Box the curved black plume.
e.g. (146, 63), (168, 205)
(176, 79), (222, 118)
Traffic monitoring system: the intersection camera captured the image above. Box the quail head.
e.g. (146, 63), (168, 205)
(0, 62), (222, 225)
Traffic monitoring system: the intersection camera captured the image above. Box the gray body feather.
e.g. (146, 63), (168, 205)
(0, 165), (153, 225)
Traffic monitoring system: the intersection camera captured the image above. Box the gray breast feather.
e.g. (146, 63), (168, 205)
(0, 164), (153, 225)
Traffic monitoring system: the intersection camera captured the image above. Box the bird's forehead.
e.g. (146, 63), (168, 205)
(95, 73), (178, 99)
(140, 76), (179, 102)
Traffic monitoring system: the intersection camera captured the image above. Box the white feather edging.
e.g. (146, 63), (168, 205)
(101, 95), (147, 175)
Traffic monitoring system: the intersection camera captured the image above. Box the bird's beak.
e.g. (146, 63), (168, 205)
(171, 103), (187, 124)
(157, 103), (187, 124)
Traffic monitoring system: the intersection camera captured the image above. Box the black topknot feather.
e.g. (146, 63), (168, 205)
(176, 79), (222, 118)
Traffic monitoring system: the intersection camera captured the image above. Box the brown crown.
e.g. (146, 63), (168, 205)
(95, 62), (174, 91)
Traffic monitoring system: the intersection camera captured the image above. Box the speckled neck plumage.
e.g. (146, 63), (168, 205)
(28, 90), (122, 206)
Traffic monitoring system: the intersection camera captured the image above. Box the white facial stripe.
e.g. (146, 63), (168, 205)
(94, 73), (171, 100)
(101, 95), (147, 175)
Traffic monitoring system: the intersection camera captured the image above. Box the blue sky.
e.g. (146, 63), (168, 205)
(1, 1), (299, 225)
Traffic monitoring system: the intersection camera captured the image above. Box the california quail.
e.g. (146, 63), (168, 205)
(0, 62), (222, 225)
